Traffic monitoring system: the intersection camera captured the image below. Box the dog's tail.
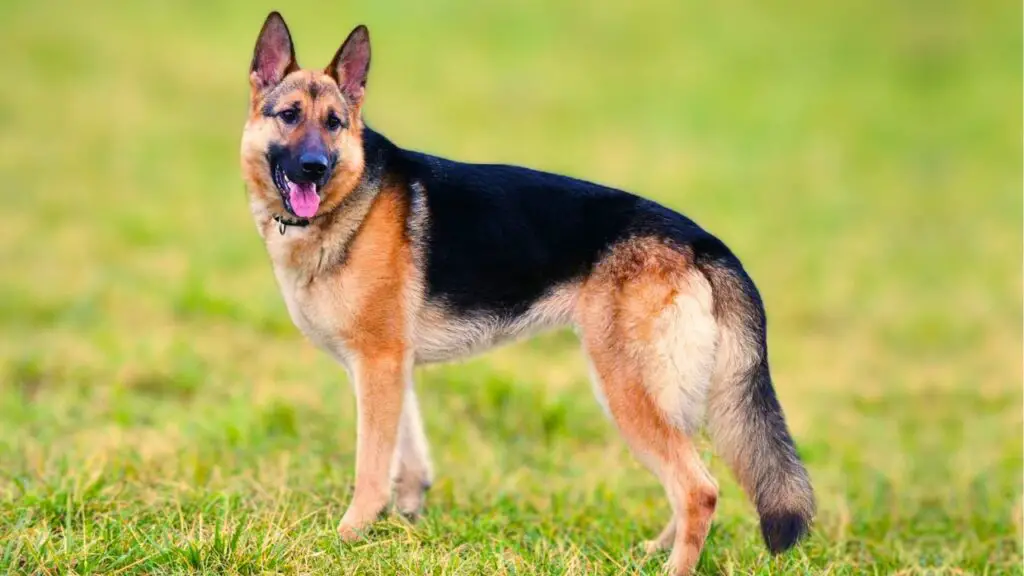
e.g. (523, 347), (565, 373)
(697, 247), (815, 554)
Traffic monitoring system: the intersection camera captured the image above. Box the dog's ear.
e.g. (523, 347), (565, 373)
(251, 12), (299, 90)
(326, 25), (371, 106)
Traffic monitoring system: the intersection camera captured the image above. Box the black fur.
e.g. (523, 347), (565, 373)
(361, 127), (722, 318)
(760, 511), (809, 554)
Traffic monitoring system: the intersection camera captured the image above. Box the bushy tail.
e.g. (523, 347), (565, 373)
(699, 258), (816, 554)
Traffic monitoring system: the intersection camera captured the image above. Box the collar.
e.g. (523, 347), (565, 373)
(272, 213), (311, 235)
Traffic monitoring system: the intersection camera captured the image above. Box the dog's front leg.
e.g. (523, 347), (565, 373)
(338, 353), (407, 540)
(391, 383), (433, 520)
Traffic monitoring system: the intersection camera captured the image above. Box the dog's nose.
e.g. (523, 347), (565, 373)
(299, 153), (329, 178)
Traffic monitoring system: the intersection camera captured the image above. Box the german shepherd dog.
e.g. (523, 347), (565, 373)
(240, 12), (814, 574)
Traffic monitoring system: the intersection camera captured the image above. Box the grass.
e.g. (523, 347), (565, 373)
(0, 0), (1020, 573)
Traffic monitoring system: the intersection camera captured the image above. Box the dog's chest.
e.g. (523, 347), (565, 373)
(265, 233), (355, 362)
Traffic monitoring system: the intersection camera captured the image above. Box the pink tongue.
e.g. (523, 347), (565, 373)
(287, 181), (320, 218)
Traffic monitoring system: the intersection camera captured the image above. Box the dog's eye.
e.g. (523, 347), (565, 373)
(278, 109), (299, 125)
(326, 113), (344, 132)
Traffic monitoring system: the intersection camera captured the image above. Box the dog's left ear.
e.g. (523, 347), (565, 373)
(326, 25), (371, 106)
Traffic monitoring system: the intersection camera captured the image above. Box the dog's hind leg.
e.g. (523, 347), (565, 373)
(391, 383), (433, 520)
(578, 240), (720, 575)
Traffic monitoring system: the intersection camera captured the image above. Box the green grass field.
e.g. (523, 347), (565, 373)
(0, 0), (1020, 573)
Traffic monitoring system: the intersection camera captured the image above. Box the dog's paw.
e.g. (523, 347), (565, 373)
(642, 539), (669, 554)
(395, 497), (422, 522)
(337, 497), (388, 541)
(394, 478), (431, 521)
(337, 521), (367, 542)
(642, 520), (676, 555)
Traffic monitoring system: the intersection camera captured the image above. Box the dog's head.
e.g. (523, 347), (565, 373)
(241, 12), (370, 221)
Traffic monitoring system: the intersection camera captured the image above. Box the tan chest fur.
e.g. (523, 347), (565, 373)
(255, 189), (415, 366)
(266, 235), (355, 360)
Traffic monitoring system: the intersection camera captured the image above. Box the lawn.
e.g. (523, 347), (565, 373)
(0, 0), (1020, 574)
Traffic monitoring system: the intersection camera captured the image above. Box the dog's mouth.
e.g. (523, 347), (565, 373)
(271, 159), (321, 219)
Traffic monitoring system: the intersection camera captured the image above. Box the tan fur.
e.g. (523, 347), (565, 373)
(577, 239), (720, 575)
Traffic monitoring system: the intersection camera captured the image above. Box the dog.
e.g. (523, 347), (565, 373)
(239, 12), (815, 575)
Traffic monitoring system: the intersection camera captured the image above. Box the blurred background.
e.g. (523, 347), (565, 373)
(0, 0), (1019, 573)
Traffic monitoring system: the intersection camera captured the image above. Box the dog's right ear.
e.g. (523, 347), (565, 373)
(250, 12), (298, 91)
